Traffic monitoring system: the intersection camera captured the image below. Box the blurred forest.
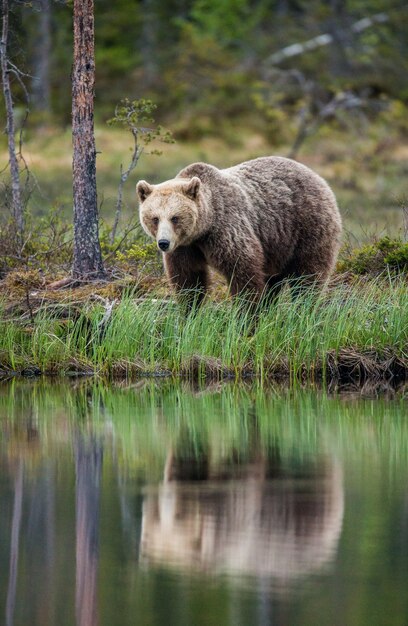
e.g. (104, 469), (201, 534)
(1, 0), (408, 275)
(6, 0), (407, 126)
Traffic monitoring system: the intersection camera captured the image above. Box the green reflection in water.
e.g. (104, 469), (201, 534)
(0, 380), (407, 626)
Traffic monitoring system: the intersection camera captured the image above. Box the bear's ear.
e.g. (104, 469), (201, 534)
(136, 180), (153, 202)
(184, 177), (201, 200)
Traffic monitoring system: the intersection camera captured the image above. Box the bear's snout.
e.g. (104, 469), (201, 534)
(158, 239), (170, 252)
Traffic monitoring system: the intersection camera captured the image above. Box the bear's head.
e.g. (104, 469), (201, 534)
(137, 177), (202, 253)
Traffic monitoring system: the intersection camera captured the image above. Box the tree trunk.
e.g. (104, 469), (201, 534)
(0, 0), (24, 237)
(327, 0), (352, 76)
(72, 0), (106, 280)
(141, 0), (158, 87)
(31, 0), (51, 114)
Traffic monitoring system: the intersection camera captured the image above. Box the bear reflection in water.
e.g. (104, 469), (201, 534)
(140, 449), (344, 582)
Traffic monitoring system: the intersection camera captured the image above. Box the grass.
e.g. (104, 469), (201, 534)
(0, 276), (407, 383)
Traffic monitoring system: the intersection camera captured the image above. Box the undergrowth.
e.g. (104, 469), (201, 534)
(338, 236), (408, 275)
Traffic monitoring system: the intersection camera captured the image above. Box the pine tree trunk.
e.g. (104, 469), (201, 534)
(72, 0), (106, 280)
(1, 0), (24, 237)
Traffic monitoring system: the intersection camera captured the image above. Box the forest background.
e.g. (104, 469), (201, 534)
(1, 0), (408, 281)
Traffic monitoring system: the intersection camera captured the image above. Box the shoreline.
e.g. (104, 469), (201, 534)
(0, 347), (406, 387)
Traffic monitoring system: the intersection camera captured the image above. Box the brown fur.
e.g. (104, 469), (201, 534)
(141, 451), (344, 579)
(137, 157), (342, 303)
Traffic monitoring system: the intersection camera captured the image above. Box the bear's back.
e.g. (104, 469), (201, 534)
(178, 157), (337, 210)
(223, 156), (334, 201)
(176, 157), (340, 239)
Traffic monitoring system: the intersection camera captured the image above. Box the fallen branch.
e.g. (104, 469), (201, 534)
(267, 12), (389, 65)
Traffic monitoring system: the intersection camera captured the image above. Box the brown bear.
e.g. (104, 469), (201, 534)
(137, 157), (342, 304)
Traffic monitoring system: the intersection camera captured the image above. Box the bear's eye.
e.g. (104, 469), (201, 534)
(171, 216), (179, 225)
(152, 217), (159, 226)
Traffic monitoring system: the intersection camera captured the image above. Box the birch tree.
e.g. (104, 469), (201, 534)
(0, 0), (24, 238)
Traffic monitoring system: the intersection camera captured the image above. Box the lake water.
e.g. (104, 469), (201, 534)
(0, 380), (407, 626)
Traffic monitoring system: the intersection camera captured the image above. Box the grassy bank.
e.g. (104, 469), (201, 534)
(0, 277), (407, 384)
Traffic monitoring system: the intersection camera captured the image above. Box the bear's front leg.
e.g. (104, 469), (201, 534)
(211, 233), (266, 302)
(228, 258), (266, 301)
(164, 245), (209, 309)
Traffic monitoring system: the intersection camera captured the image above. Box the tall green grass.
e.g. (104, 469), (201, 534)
(0, 277), (407, 380)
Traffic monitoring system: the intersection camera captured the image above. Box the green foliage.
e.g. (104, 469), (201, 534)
(339, 237), (408, 275)
(115, 242), (160, 271)
(97, 221), (160, 273)
(252, 84), (297, 145)
(162, 22), (253, 135)
(9, 0), (408, 130)
(0, 202), (160, 277)
(378, 99), (408, 136)
(384, 242), (408, 272)
(188, 0), (258, 46)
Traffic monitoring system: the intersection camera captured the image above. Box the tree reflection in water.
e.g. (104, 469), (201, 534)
(1, 383), (352, 625)
(5, 461), (23, 626)
(75, 436), (102, 626)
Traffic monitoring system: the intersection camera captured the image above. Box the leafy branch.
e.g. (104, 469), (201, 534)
(107, 98), (174, 244)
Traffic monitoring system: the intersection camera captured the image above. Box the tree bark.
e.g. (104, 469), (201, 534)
(0, 0), (24, 237)
(31, 0), (51, 114)
(72, 0), (106, 280)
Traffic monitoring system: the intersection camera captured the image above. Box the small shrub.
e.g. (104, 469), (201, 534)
(339, 236), (408, 275)
(115, 242), (160, 272)
(0, 206), (72, 277)
(384, 242), (408, 272)
(98, 222), (162, 275)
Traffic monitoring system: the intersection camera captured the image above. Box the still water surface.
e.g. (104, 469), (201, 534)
(0, 380), (407, 626)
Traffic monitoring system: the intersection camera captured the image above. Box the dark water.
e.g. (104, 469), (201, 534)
(0, 380), (408, 626)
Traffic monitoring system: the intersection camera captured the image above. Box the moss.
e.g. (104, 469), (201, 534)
(2, 269), (46, 295)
